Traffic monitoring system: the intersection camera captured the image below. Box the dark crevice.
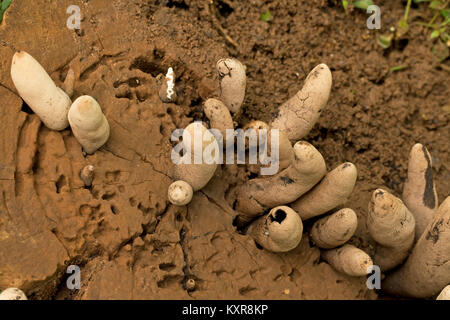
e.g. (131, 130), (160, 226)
(21, 101), (34, 114)
(130, 54), (166, 77)
(270, 209), (286, 224)
(55, 175), (67, 194)
(216, 0), (234, 18)
(167, 0), (189, 10)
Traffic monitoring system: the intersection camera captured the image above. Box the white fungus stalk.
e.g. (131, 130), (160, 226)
(68, 95), (110, 154)
(310, 208), (358, 249)
(80, 165), (95, 187)
(174, 122), (219, 191)
(322, 244), (373, 277)
(11, 51), (72, 131)
(246, 206), (303, 253)
(367, 189), (415, 271)
(271, 64), (332, 141)
(168, 180), (194, 206)
(217, 58), (246, 114)
(0, 288), (27, 300)
(235, 141), (326, 220)
(436, 285), (450, 300)
(291, 162), (357, 221)
(402, 143), (439, 241)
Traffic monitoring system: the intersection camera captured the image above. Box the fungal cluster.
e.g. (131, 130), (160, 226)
(3, 51), (448, 300)
(11, 51), (110, 157)
(166, 58), (371, 275)
(165, 57), (449, 300)
(10, 51), (110, 188)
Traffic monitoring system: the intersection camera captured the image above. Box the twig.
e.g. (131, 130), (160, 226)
(208, 0), (238, 49)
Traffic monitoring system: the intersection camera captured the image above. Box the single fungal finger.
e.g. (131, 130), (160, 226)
(203, 98), (234, 142)
(311, 208), (358, 249)
(68, 95), (110, 154)
(234, 141), (326, 222)
(271, 63), (332, 141)
(383, 197), (450, 298)
(367, 189), (415, 271)
(174, 122), (219, 191)
(402, 143), (438, 241)
(291, 162), (357, 220)
(322, 244), (373, 277)
(0, 288), (27, 300)
(436, 285), (450, 300)
(11, 51), (72, 131)
(80, 165), (95, 187)
(243, 120), (294, 173)
(217, 58), (246, 114)
(246, 206), (303, 253)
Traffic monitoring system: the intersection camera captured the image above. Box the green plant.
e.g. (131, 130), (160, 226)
(414, 0), (450, 60)
(342, 0), (374, 13)
(377, 0), (449, 61)
(0, 0), (12, 23)
(260, 10), (272, 22)
(376, 0), (412, 49)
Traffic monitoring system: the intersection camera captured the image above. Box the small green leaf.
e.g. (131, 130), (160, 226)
(0, 0), (13, 23)
(441, 9), (450, 19)
(413, 0), (430, 3)
(390, 65), (408, 72)
(377, 34), (393, 49)
(353, 0), (374, 10)
(342, 0), (349, 13)
(260, 10), (272, 22)
(431, 29), (441, 39)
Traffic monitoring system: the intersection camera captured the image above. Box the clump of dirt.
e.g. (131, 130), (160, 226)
(0, 0), (448, 300)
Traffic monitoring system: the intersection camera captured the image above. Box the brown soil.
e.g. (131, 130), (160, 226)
(0, 0), (448, 300)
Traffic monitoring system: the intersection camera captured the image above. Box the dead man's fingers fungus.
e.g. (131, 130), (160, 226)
(291, 162), (357, 220)
(217, 58), (246, 114)
(80, 165), (95, 187)
(271, 64), (332, 141)
(203, 98), (234, 141)
(311, 208), (358, 249)
(246, 206), (303, 253)
(168, 180), (194, 206)
(322, 244), (373, 277)
(367, 189), (415, 271)
(243, 120), (294, 173)
(436, 285), (450, 300)
(235, 141), (326, 220)
(383, 197), (450, 298)
(68, 95), (110, 155)
(402, 143), (438, 241)
(174, 122), (219, 191)
(0, 288), (27, 300)
(10, 51), (72, 131)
